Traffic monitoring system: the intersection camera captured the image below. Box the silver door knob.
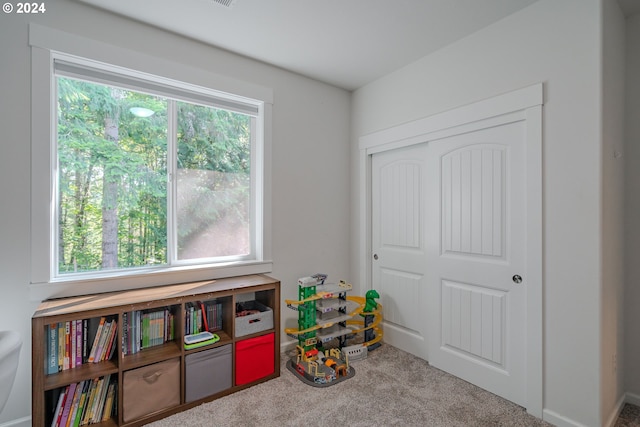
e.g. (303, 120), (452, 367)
(512, 275), (523, 284)
(373, 254), (379, 260)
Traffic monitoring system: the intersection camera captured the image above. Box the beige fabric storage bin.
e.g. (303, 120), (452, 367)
(123, 358), (180, 422)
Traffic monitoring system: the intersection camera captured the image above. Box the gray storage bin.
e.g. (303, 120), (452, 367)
(185, 344), (232, 403)
(235, 301), (274, 337)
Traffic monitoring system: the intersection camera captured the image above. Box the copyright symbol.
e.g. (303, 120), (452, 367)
(2, 3), (13, 13)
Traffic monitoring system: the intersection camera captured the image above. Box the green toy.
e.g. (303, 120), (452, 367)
(363, 289), (380, 313)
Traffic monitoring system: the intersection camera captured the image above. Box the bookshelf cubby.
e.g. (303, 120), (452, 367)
(32, 274), (280, 427)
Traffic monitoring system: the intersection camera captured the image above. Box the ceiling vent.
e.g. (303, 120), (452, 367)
(211, 0), (235, 7)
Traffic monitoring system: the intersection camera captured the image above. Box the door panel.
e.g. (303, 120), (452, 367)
(379, 268), (423, 333)
(372, 119), (527, 406)
(372, 144), (429, 359)
(379, 159), (422, 249)
(428, 120), (526, 406)
(441, 279), (505, 366)
(441, 146), (505, 259)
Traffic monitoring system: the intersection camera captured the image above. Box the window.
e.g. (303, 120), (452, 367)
(29, 26), (272, 299)
(54, 57), (263, 278)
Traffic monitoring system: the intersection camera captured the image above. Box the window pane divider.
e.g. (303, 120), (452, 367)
(167, 100), (178, 265)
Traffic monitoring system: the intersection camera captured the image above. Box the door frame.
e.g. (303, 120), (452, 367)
(358, 83), (543, 417)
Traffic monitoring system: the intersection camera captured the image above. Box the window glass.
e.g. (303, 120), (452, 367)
(56, 76), (256, 277)
(176, 101), (252, 260)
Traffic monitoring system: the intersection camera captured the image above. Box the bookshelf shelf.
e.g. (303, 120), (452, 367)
(32, 274), (280, 427)
(43, 361), (119, 391)
(120, 341), (182, 371)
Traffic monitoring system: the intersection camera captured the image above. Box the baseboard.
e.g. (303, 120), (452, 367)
(0, 416), (31, 427)
(604, 394), (627, 427)
(280, 339), (297, 355)
(543, 409), (590, 427)
(544, 399), (626, 427)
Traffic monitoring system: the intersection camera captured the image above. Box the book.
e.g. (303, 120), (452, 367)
(204, 300), (222, 331)
(185, 305), (193, 335)
(63, 322), (70, 371)
(82, 320), (89, 363)
(121, 308), (175, 355)
(82, 317), (93, 363)
(57, 323), (65, 373)
(93, 320), (112, 363)
(81, 378), (99, 425)
(149, 311), (156, 347)
(199, 301), (209, 332)
(106, 328), (117, 362)
(58, 382), (76, 427)
(85, 317), (102, 361)
(87, 317), (106, 363)
(142, 312), (150, 349)
(101, 382), (116, 422)
(50, 387), (66, 427)
(80, 378), (98, 426)
(122, 312), (128, 356)
(70, 321), (76, 369)
(88, 378), (102, 424)
(93, 374), (111, 423)
(65, 380), (84, 427)
(101, 320), (117, 362)
(72, 381), (89, 427)
(47, 324), (58, 375)
(75, 319), (82, 367)
(135, 310), (140, 353)
(170, 309), (175, 340)
(157, 310), (164, 346)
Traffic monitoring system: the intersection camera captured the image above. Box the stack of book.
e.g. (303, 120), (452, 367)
(45, 317), (117, 375)
(122, 307), (175, 355)
(87, 318), (118, 364)
(204, 300), (223, 332)
(50, 375), (116, 427)
(185, 300), (222, 335)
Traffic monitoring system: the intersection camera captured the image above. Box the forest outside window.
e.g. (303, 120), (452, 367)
(53, 57), (263, 279)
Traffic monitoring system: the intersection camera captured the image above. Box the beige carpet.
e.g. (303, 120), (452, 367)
(147, 344), (551, 427)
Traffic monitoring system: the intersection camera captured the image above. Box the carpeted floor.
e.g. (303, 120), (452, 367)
(616, 404), (640, 426)
(147, 344), (553, 427)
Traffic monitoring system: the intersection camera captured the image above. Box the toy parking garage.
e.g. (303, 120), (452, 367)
(284, 274), (382, 387)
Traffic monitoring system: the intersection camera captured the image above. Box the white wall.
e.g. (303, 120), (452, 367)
(600, 0), (626, 425)
(350, 0), (605, 425)
(624, 13), (640, 404)
(0, 2), (351, 425)
(2, 0), (632, 425)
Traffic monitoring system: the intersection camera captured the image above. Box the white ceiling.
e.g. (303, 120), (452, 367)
(76, 0), (636, 91)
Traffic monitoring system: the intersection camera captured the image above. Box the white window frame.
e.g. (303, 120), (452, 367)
(29, 24), (273, 301)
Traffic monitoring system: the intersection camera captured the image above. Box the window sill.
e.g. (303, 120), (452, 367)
(29, 260), (273, 302)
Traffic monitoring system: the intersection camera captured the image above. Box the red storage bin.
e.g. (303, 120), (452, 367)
(235, 333), (274, 385)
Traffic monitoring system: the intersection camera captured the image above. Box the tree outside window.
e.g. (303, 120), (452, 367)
(56, 77), (253, 275)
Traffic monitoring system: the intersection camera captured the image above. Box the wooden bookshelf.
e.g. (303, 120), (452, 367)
(32, 274), (280, 427)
